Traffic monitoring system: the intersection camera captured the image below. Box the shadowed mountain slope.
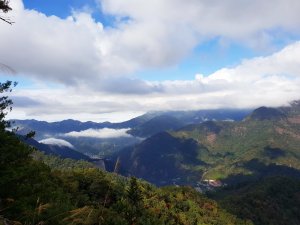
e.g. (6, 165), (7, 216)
(116, 101), (300, 185)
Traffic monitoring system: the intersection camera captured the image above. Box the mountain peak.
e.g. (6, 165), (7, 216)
(248, 106), (286, 121)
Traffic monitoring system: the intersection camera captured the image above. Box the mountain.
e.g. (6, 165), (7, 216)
(13, 119), (113, 139)
(11, 113), (167, 139)
(116, 101), (300, 185)
(118, 132), (207, 185)
(246, 106), (286, 120)
(3, 85), (300, 225)
(12, 109), (250, 157)
(1, 125), (255, 225)
(12, 109), (250, 138)
(20, 136), (92, 161)
(212, 176), (300, 225)
(164, 109), (251, 123)
(127, 115), (185, 137)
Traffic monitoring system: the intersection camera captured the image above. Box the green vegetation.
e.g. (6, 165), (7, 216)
(2, 81), (300, 224)
(120, 103), (300, 183)
(0, 126), (251, 224)
(1, 80), (253, 225)
(32, 150), (95, 170)
(212, 176), (300, 225)
(173, 107), (300, 180)
(128, 115), (184, 137)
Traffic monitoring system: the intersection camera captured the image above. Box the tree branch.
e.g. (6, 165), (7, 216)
(0, 16), (13, 25)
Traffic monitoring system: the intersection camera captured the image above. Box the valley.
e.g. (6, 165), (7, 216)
(2, 80), (300, 224)
(115, 101), (300, 187)
(2, 0), (300, 223)
(14, 101), (300, 189)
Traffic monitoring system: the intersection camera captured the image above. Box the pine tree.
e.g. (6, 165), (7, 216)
(127, 176), (143, 206)
(0, 81), (17, 130)
(125, 177), (144, 224)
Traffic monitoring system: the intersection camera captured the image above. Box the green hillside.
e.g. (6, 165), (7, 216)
(1, 81), (252, 225)
(3, 124), (300, 224)
(118, 101), (300, 184)
(0, 115), (251, 225)
(174, 102), (300, 180)
(127, 115), (184, 138)
(118, 132), (207, 185)
(213, 176), (300, 225)
(2, 81), (300, 224)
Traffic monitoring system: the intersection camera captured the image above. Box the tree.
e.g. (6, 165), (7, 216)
(0, 0), (13, 24)
(125, 176), (144, 223)
(127, 176), (143, 206)
(0, 81), (17, 130)
(0, 0), (11, 12)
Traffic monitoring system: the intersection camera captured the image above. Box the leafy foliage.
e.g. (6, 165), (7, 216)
(32, 150), (95, 170)
(0, 81), (17, 129)
(215, 176), (300, 225)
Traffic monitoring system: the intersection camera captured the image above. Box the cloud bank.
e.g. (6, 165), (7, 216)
(64, 128), (132, 138)
(6, 41), (300, 122)
(1, 0), (300, 121)
(1, 0), (300, 88)
(39, 138), (75, 149)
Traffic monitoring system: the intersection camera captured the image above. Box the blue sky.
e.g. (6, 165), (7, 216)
(23, 0), (116, 27)
(1, 0), (300, 122)
(24, 0), (100, 20)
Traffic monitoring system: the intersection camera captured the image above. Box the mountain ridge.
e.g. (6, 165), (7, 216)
(115, 101), (300, 186)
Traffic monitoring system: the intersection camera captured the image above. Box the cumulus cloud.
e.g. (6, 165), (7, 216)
(65, 128), (132, 138)
(101, 0), (300, 48)
(1, 0), (300, 89)
(6, 41), (300, 122)
(39, 138), (75, 149)
(2, 0), (300, 121)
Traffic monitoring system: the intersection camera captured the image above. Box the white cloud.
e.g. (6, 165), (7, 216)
(1, 0), (300, 121)
(39, 138), (74, 149)
(6, 41), (300, 122)
(1, 0), (300, 89)
(64, 128), (132, 138)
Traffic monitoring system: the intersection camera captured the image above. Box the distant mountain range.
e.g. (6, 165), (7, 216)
(12, 109), (250, 158)
(115, 101), (300, 186)
(13, 109), (251, 138)
(12, 102), (300, 186)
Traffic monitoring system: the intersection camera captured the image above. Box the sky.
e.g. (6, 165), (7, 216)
(1, 0), (300, 122)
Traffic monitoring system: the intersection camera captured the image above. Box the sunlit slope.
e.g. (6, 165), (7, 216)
(118, 101), (300, 183)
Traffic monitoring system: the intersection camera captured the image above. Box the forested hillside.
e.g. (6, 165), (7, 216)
(1, 81), (300, 225)
(117, 102), (300, 186)
(2, 119), (300, 224)
(212, 176), (300, 225)
(1, 81), (254, 225)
